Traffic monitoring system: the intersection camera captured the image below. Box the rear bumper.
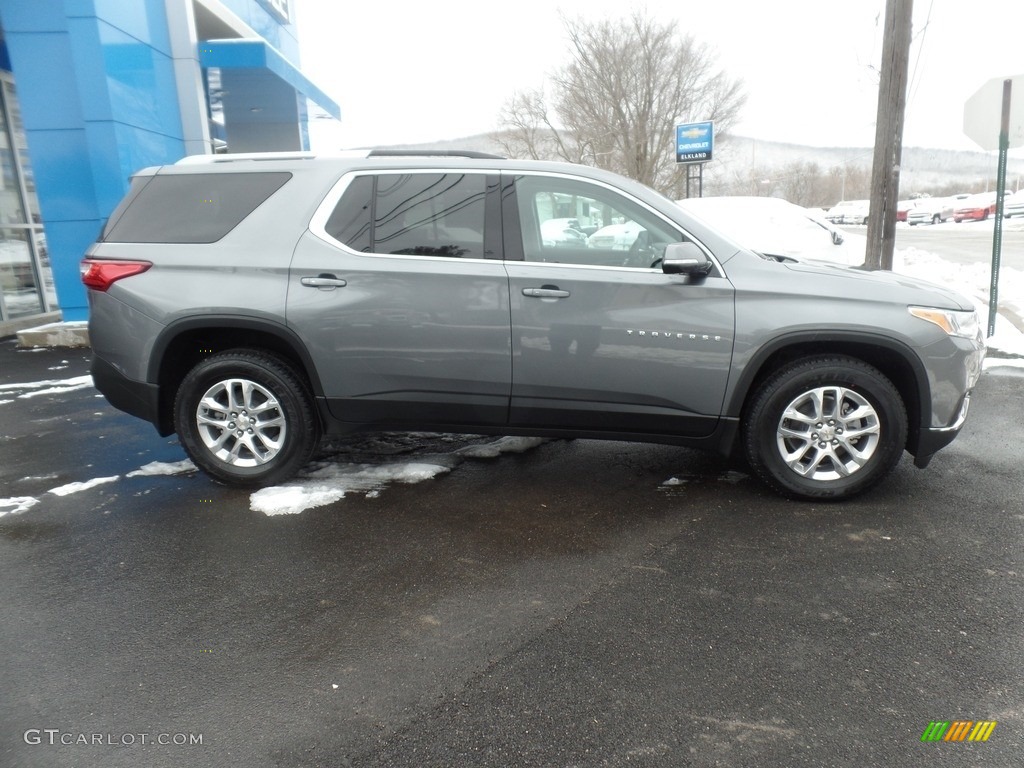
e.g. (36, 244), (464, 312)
(91, 354), (165, 434)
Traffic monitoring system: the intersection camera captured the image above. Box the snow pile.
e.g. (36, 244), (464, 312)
(896, 246), (1024, 358)
(250, 435), (551, 515)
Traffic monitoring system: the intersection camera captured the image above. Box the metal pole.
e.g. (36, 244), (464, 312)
(988, 79), (1011, 338)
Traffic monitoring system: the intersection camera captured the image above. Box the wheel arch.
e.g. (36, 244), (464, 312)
(148, 317), (324, 436)
(726, 333), (929, 456)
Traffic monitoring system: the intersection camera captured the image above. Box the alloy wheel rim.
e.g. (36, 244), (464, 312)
(775, 386), (880, 481)
(195, 378), (287, 467)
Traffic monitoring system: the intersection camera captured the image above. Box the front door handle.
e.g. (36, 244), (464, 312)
(522, 287), (570, 299)
(301, 274), (347, 289)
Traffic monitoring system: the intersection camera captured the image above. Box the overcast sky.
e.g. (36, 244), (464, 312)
(297, 0), (1024, 156)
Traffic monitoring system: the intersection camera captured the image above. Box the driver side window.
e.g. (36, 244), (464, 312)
(513, 175), (684, 268)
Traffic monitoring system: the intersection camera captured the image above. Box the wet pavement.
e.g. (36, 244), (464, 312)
(1, 338), (1022, 767)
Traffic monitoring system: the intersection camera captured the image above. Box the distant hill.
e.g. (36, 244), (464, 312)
(387, 132), (1024, 202)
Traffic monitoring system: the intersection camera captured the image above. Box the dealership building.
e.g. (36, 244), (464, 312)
(0, 0), (338, 336)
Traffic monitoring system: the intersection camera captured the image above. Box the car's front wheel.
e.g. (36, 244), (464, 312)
(743, 356), (907, 500)
(174, 350), (319, 486)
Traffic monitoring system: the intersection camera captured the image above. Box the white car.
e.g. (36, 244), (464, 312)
(1003, 189), (1024, 219)
(675, 195), (866, 266)
(825, 199), (870, 225)
(586, 221), (644, 251)
(540, 218), (587, 247)
(907, 197), (954, 225)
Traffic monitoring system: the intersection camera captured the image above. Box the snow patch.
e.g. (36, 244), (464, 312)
(456, 436), (548, 458)
(252, 461), (452, 516)
(48, 476), (120, 496)
(0, 496), (39, 517)
(0, 375), (94, 399)
(985, 357), (1024, 371)
(126, 459), (197, 477)
(0, 374), (92, 391)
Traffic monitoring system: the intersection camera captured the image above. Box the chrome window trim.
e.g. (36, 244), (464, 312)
(308, 168), (494, 263)
(308, 167), (724, 275)
(502, 170), (725, 275)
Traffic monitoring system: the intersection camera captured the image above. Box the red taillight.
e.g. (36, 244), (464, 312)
(80, 259), (152, 291)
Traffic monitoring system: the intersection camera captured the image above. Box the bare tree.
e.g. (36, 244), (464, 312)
(498, 11), (745, 196)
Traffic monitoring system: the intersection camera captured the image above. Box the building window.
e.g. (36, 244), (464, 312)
(0, 72), (54, 320)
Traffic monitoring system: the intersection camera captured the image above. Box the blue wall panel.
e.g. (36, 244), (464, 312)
(42, 220), (98, 322)
(3, 31), (86, 129)
(0, 0), (67, 32)
(1, 0), (313, 322)
(91, 18), (183, 138)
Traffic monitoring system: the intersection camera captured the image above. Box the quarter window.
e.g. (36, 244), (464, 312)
(102, 172), (292, 244)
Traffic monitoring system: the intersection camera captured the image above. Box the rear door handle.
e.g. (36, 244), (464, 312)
(301, 274), (347, 289)
(522, 287), (570, 298)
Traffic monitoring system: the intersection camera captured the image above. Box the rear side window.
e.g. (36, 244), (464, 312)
(326, 173), (487, 259)
(102, 172), (292, 244)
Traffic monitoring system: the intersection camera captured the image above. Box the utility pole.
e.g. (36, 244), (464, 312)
(864, 0), (913, 270)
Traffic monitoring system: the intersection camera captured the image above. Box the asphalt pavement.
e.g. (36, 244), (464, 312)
(1, 338), (1022, 768)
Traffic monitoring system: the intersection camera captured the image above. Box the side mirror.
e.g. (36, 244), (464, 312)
(662, 242), (713, 276)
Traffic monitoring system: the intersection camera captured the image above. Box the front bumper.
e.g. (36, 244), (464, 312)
(913, 391), (972, 468)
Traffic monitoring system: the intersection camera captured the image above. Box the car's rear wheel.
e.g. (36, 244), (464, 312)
(932, 214), (940, 225)
(743, 356), (907, 500)
(174, 350), (319, 486)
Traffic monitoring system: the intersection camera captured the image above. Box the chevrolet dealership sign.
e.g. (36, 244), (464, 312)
(675, 121), (714, 164)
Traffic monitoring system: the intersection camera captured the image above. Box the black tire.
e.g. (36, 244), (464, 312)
(742, 356), (907, 500)
(932, 214), (940, 225)
(174, 350), (320, 487)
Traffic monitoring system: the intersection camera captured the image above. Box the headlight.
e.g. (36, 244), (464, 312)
(908, 306), (982, 341)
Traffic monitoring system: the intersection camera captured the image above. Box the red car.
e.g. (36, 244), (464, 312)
(954, 192), (997, 222)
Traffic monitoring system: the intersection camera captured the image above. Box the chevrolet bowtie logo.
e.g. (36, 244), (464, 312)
(679, 127), (708, 139)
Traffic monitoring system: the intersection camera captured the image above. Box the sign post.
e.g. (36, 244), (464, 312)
(675, 121), (714, 198)
(964, 74), (1024, 337)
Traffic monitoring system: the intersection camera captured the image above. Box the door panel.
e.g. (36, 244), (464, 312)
(505, 173), (735, 437)
(289, 231), (511, 426)
(507, 264), (734, 436)
(288, 170), (511, 429)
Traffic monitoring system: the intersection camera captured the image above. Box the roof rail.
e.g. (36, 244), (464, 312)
(175, 150), (373, 165)
(176, 151), (316, 165)
(367, 149), (506, 160)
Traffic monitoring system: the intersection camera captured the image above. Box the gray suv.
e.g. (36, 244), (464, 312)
(82, 150), (985, 500)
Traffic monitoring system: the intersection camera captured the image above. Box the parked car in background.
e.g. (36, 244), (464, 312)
(825, 200), (870, 225)
(586, 221), (644, 250)
(540, 218), (588, 247)
(897, 200), (917, 222)
(1003, 189), (1024, 218)
(675, 196), (865, 266)
(907, 197), (954, 225)
(954, 192), (997, 222)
